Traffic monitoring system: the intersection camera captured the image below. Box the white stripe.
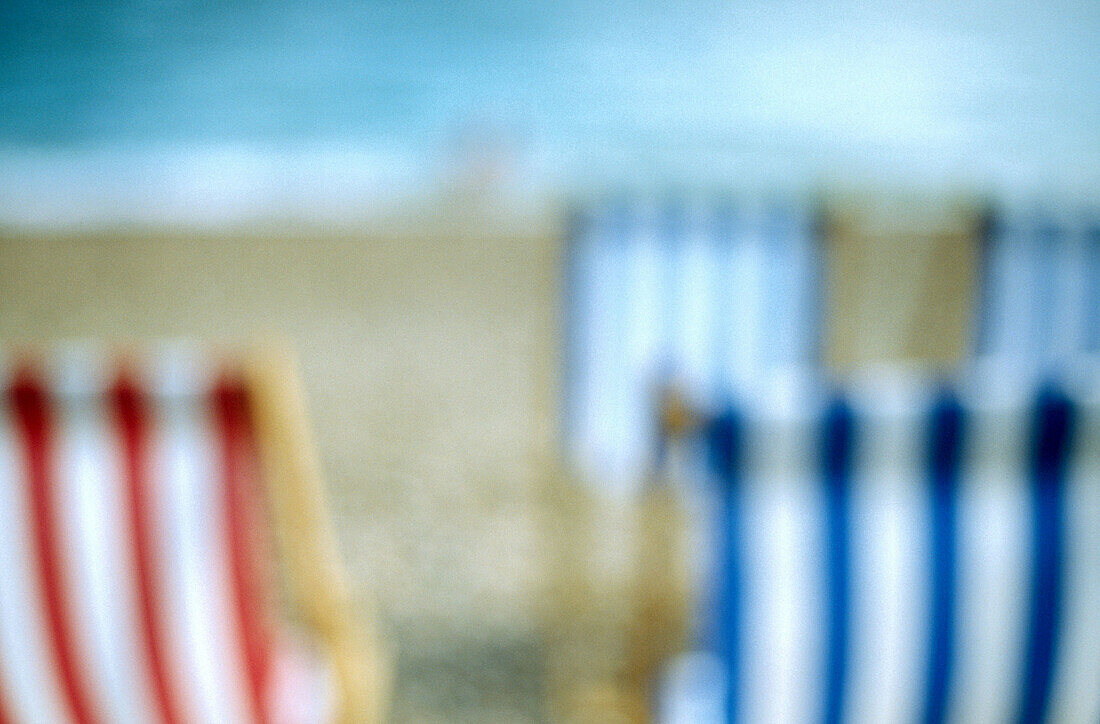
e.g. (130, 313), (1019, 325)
(723, 211), (766, 384)
(154, 394), (253, 723)
(1046, 399), (1100, 722)
(949, 399), (1031, 722)
(621, 214), (665, 478)
(0, 398), (70, 724)
(739, 413), (824, 723)
(845, 400), (928, 723)
(574, 216), (634, 488)
(594, 235), (632, 484)
(53, 387), (158, 722)
(675, 219), (716, 397)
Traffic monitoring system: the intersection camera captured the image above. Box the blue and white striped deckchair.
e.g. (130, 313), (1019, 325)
(563, 198), (821, 491)
(659, 361), (1100, 723)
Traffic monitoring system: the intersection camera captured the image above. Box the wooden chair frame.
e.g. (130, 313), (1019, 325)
(243, 345), (389, 723)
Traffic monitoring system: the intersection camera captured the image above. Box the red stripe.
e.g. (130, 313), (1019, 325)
(0, 686), (13, 724)
(0, 384), (14, 724)
(0, 631), (13, 724)
(213, 377), (273, 724)
(9, 367), (101, 724)
(112, 372), (185, 724)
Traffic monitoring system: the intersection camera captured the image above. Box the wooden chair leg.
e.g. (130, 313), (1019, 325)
(244, 343), (390, 723)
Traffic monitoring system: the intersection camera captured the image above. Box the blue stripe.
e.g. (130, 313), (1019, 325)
(922, 390), (964, 724)
(1016, 386), (1073, 723)
(821, 396), (854, 724)
(1031, 220), (1061, 355)
(706, 408), (743, 724)
(760, 203), (788, 367)
(805, 204), (827, 365)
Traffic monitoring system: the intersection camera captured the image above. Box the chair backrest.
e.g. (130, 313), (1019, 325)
(0, 348), (330, 724)
(661, 361), (1100, 723)
(563, 198), (821, 489)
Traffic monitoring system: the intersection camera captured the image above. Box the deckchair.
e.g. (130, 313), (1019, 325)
(0, 344), (386, 723)
(655, 361), (1100, 723)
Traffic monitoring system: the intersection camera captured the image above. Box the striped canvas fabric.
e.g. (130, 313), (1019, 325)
(564, 198), (821, 491)
(660, 361), (1100, 723)
(0, 350), (331, 724)
(976, 208), (1100, 360)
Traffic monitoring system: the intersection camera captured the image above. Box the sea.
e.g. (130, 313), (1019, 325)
(1, 0), (1097, 226)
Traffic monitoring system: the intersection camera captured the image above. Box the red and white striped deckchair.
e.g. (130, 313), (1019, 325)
(0, 346), (385, 724)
